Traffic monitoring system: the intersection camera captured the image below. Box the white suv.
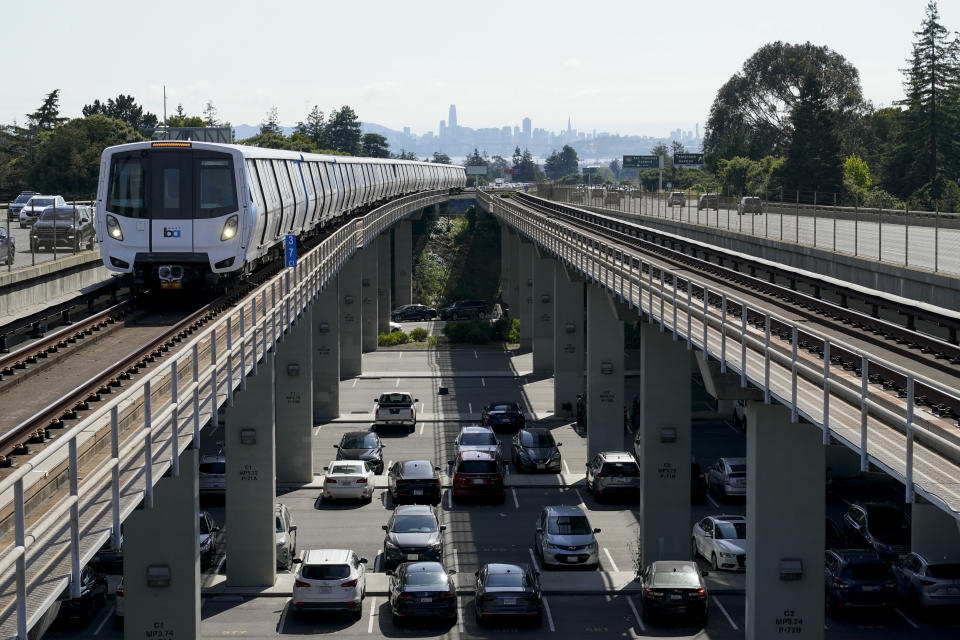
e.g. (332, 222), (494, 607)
(291, 549), (368, 617)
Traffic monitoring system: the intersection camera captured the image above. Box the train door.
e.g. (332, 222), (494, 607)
(150, 150), (194, 253)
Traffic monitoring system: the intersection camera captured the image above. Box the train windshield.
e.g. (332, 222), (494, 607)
(106, 150), (237, 219)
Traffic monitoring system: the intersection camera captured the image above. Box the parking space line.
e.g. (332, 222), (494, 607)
(512, 488), (519, 509)
(367, 596), (377, 633)
(457, 596), (465, 632)
(541, 596), (556, 632)
(712, 595), (738, 630)
(563, 460), (570, 475)
(419, 423), (425, 435)
(895, 607), (919, 629)
(352, 378), (358, 387)
(528, 547), (541, 572)
(602, 548), (619, 572)
(445, 490), (452, 510)
(473, 350), (478, 359)
(398, 352), (402, 359)
(706, 493), (720, 509)
(723, 419), (739, 434)
(481, 377), (485, 387)
(395, 378), (400, 387)
(625, 594), (646, 632)
(468, 402), (472, 414)
(93, 605), (114, 635)
(575, 489), (585, 505)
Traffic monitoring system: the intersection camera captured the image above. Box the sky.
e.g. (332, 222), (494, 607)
(2, 0), (955, 138)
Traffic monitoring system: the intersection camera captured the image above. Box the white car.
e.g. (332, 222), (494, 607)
(322, 460), (376, 502)
(692, 514), (746, 571)
(19, 194), (64, 228)
(291, 549), (368, 617)
(276, 503), (298, 570)
(454, 425), (500, 457)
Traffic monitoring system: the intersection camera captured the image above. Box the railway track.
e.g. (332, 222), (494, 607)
(510, 192), (960, 431)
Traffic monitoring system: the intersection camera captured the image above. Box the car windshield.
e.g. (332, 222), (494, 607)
(379, 394), (412, 404)
(457, 460), (498, 474)
(14, 195), (32, 204)
(331, 464), (365, 475)
(547, 515), (591, 535)
(868, 508), (910, 532)
(29, 198), (54, 207)
(200, 518), (215, 534)
(927, 564), (960, 579)
(391, 515), (437, 533)
(490, 404), (518, 412)
(404, 570), (447, 587)
(275, 516), (285, 533)
(40, 211), (79, 221)
(601, 462), (639, 476)
(486, 572), (530, 588)
(842, 563), (891, 580)
(302, 564), (350, 580)
(199, 462), (225, 474)
(460, 433), (497, 446)
(651, 569), (701, 588)
(341, 434), (377, 448)
(520, 432), (554, 447)
(715, 521), (746, 540)
(729, 464), (747, 472)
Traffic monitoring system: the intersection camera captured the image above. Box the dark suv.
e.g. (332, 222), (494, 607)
(439, 300), (487, 321)
(824, 549), (896, 617)
(30, 206), (95, 252)
(842, 503), (910, 562)
(8, 191), (38, 221)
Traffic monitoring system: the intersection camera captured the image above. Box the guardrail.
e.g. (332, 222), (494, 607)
(0, 189), (451, 639)
(537, 186), (960, 276)
(480, 190), (960, 518)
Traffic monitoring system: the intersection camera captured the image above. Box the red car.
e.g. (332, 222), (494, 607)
(450, 450), (505, 503)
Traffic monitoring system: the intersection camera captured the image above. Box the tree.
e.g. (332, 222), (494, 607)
(203, 100), (220, 127)
(28, 115), (144, 197)
(391, 149), (417, 160)
(295, 106), (326, 148)
(703, 42), (868, 168)
(515, 149), (538, 182)
(892, 1), (960, 199)
(544, 145), (579, 180)
(82, 94), (158, 130)
(361, 133), (390, 158)
(782, 72), (843, 193)
(843, 155), (872, 190)
(608, 158), (621, 179)
(326, 106), (362, 155)
(431, 151), (452, 164)
(166, 104), (204, 128)
(260, 107), (282, 136)
(27, 90), (68, 133)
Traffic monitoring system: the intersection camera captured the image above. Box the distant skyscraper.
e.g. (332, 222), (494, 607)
(439, 120), (446, 138)
(403, 126), (411, 137)
(696, 123), (699, 139)
(567, 116), (571, 133)
(522, 117), (531, 140)
(449, 105), (457, 130)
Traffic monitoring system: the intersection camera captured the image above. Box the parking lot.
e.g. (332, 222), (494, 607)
(43, 348), (960, 639)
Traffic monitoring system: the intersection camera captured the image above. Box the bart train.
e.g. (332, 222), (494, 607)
(95, 141), (466, 289)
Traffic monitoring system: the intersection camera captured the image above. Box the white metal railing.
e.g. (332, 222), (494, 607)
(481, 191), (960, 517)
(0, 189), (450, 638)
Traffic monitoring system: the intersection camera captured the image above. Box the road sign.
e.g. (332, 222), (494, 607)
(623, 155), (661, 169)
(285, 234), (297, 268)
(466, 165), (487, 176)
(582, 166), (600, 174)
(674, 153), (704, 167)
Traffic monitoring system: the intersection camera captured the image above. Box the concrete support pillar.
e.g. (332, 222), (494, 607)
(532, 248), (555, 375)
(313, 282), (340, 420)
(362, 245), (378, 353)
(911, 502), (960, 559)
(377, 234), (391, 336)
(508, 230), (520, 319)
(123, 448), (199, 640)
(636, 322), (691, 564)
(394, 221), (413, 307)
(585, 287), (624, 459)
(746, 401), (824, 640)
(517, 239), (534, 351)
(275, 306), (314, 484)
(339, 254), (363, 378)
(500, 224), (513, 309)
(553, 263), (585, 414)
(225, 353), (277, 586)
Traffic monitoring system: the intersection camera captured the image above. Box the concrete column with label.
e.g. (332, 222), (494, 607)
(533, 247), (555, 375)
(123, 448), (200, 640)
(585, 286), (624, 459)
(745, 401), (824, 640)
(636, 322), (691, 564)
(275, 306), (314, 483)
(394, 220), (413, 307)
(361, 244), (378, 353)
(508, 229), (520, 321)
(500, 224), (513, 310)
(313, 281), (340, 420)
(225, 352), (277, 586)
(553, 263), (585, 414)
(517, 239), (534, 351)
(377, 233), (391, 335)
(339, 253), (363, 378)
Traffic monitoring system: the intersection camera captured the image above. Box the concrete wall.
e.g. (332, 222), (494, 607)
(0, 252), (111, 317)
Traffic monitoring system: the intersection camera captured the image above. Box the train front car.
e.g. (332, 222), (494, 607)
(97, 141), (247, 291)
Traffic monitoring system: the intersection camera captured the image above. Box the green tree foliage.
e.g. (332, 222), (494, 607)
(28, 115), (143, 197)
(703, 42), (868, 168)
(203, 100), (220, 127)
(608, 158), (621, 179)
(294, 106), (326, 148)
(431, 151), (452, 164)
(326, 106), (362, 155)
(259, 107), (282, 136)
(512, 148), (539, 182)
(28, 90), (68, 132)
(544, 145), (579, 180)
(166, 104), (205, 128)
(391, 149), (417, 160)
(782, 72), (843, 192)
(82, 94), (158, 130)
(843, 155), (872, 190)
(361, 133), (390, 158)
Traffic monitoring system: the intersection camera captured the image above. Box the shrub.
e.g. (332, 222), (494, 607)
(378, 331), (410, 346)
(491, 317), (520, 343)
(409, 327), (429, 342)
(442, 320), (491, 344)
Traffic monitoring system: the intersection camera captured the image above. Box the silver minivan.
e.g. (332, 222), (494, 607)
(534, 505), (600, 569)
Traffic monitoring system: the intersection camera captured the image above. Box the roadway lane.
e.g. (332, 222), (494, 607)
(0, 218), (95, 270)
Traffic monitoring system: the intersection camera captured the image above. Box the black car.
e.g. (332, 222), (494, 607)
(0, 227), (15, 266)
(510, 428), (562, 473)
(388, 561), (457, 626)
(388, 460), (442, 505)
(439, 300), (487, 320)
(481, 402), (525, 430)
(842, 503), (911, 561)
(824, 549), (896, 617)
(334, 431), (385, 474)
(474, 563), (542, 626)
(30, 206), (95, 252)
(638, 560), (708, 626)
(690, 461), (707, 503)
(392, 304), (437, 321)
(56, 565), (108, 624)
(8, 191), (37, 221)
(89, 534), (124, 574)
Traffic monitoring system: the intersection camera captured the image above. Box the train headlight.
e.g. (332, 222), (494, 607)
(106, 215), (123, 241)
(220, 215), (238, 241)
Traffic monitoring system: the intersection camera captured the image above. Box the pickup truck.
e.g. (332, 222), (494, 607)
(374, 392), (419, 429)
